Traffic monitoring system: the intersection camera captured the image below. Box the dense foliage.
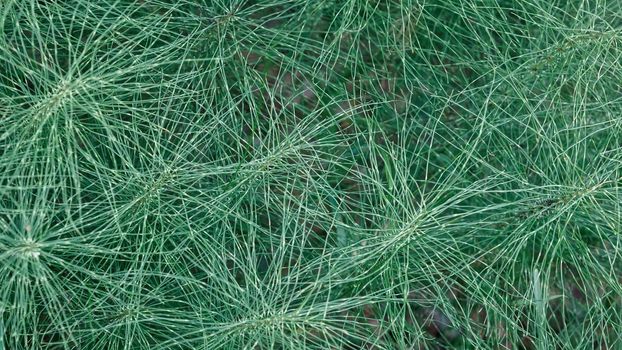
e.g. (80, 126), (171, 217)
(1, 0), (621, 349)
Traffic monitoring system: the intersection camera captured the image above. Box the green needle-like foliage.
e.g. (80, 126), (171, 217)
(1, 0), (621, 349)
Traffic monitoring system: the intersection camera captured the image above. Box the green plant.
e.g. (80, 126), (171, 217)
(1, 0), (621, 349)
